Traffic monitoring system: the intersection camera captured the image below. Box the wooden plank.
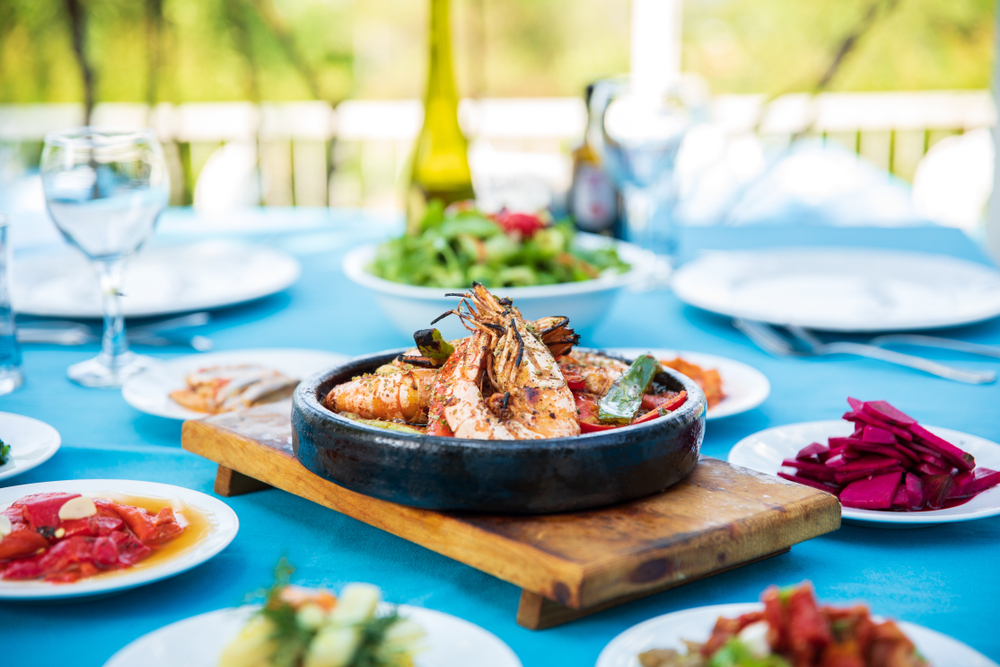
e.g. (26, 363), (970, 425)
(516, 547), (790, 630)
(215, 465), (272, 497)
(182, 405), (841, 619)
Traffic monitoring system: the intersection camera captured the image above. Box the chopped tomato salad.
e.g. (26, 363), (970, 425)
(640, 583), (928, 667)
(0, 492), (184, 583)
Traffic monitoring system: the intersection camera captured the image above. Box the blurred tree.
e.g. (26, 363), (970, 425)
(0, 0), (993, 105)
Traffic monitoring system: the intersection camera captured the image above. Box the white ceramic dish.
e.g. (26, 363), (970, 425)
(0, 479), (238, 600)
(13, 239), (301, 318)
(609, 348), (769, 420)
(671, 247), (1000, 332)
(343, 233), (650, 339)
(104, 603), (522, 667)
(728, 419), (1000, 527)
(123, 348), (348, 420)
(597, 602), (997, 667)
(0, 412), (61, 482)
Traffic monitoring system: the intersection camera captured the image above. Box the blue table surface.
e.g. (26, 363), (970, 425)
(2, 210), (1000, 666)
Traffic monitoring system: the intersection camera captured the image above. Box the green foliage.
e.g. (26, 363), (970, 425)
(0, 439), (8, 465)
(683, 0), (995, 93)
(0, 0), (992, 105)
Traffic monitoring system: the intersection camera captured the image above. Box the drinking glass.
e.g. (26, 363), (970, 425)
(590, 77), (695, 279)
(0, 215), (23, 395)
(40, 128), (169, 387)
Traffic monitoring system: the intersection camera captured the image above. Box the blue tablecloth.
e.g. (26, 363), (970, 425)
(2, 210), (999, 666)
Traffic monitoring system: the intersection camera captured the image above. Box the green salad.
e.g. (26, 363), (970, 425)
(370, 201), (630, 289)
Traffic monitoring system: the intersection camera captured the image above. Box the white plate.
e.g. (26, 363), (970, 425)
(597, 602), (997, 667)
(0, 412), (61, 483)
(104, 603), (522, 667)
(343, 233), (651, 339)
(122, 348), (348, 420)
(13, 239), (301, 318)
(728, 419), (1000, 527)
(609, 348), (770, 420)
(671, 247), (1000, 332)
(0, 479), (239, 600)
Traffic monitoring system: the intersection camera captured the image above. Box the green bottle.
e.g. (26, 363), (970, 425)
(406, 0), (475, 232)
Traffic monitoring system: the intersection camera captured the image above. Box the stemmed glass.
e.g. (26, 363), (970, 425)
(589, 77), (696, 281)
(40, 128), (169, 387)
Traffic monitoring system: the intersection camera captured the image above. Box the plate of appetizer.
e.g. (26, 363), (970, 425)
(105, 563), (521, 667)
(342, 204), (649, 339)
(610, 348), (769, 420)
(14, 240), (301, 318)
(294, 284), (706, 513)
(0, 479), (238, 599)
(728, 397), (1000, 527)
(123, 348), (348, 420)
(597, 582), (997, 667)
(0, 412), (61, 483)
(671, 247), (1000, 332)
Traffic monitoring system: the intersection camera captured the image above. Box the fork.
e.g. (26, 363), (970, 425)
(734, 319), (997, 385)
(868, 334), (1000, 359)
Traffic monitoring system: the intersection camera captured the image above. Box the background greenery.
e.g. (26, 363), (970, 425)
(0, 0), (994, 106)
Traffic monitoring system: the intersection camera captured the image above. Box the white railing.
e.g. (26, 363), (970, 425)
(0, 91), (994, 212)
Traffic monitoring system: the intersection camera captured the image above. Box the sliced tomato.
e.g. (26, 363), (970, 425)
(575, 392), (618, 432)
(640, 390), (687, 413)
(561, 367), (587, 392)
(493, 210), (546, 238)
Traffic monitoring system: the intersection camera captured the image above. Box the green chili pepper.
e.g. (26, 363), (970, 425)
(414, 328), (455, 362)
(597, 355), (659, 424)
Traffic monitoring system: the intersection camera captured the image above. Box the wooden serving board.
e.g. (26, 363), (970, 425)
(182, 403), (841, 629)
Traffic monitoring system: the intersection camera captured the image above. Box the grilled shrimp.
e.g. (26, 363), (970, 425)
(558, 351), (628, 396)
(450, 284), (580, 439)
(331, 318), (580, 426)
(430, 335), (515, 439)
(323, 364), (437, 423)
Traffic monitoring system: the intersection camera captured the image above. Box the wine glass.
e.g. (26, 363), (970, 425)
(40, 128), (169, 387)
(590, 77), (697, 281)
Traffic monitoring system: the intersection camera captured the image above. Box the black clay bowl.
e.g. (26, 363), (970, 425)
(292, 348), (706, 514)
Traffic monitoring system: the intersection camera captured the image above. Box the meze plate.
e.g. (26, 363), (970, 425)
(0, 480), (239, 600)
(728, 420), (1000, 527)
(123, 348), (347, 420)
(104, 604), (522, 667)
(596, 602), (998, 667)
(0, 412), (61, 483)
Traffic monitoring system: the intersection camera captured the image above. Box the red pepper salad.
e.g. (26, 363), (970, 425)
(0, 492), (184, 583)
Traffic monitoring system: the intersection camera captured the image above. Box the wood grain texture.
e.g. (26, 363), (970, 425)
(516, 547), (790, 630)
(183, 404), (841, 621)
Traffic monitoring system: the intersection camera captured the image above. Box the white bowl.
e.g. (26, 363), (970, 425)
(342, 233), (650, 340)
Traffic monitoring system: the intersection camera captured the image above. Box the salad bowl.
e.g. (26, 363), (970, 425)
(292, 348), (707, 514)
(342, 233), (651, 340)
